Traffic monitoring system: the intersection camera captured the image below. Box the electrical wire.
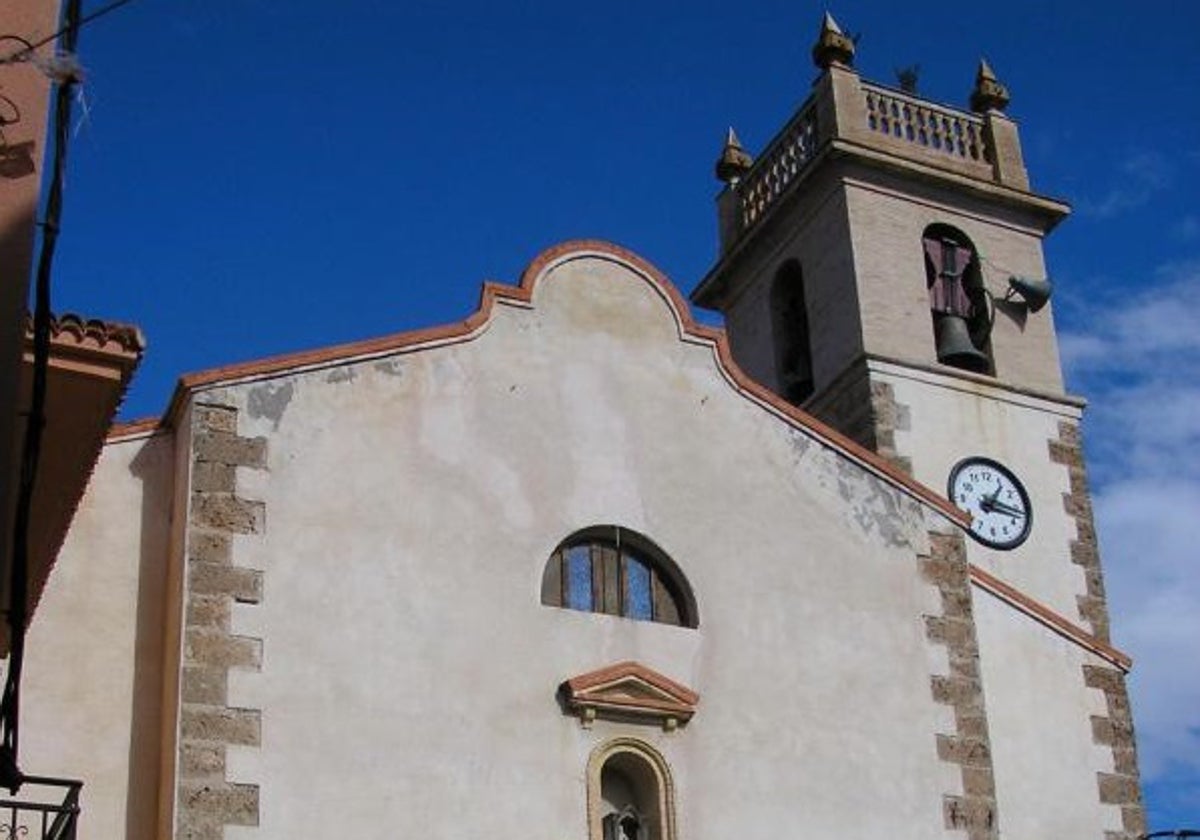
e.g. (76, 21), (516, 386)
(0, 0), (83, 795)
(0, 0), (135, 65)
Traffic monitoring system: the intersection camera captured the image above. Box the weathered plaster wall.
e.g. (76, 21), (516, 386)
(974, 592), (1120, 840)
(18, 431), (173, 840)
(189, 253), (963, 839)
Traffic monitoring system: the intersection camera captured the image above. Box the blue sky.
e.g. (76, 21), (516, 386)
(37, 0), (1200, 829)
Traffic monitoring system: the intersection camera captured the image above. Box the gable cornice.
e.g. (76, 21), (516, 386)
(145, 239), (967, 526)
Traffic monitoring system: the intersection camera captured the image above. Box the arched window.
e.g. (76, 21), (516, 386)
(922, 224), (992, 374)
(588, 739), (677, 840)
(540, 527), (697, 628)
(770, 260), (814, 404)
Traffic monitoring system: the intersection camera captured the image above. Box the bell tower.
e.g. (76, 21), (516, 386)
(692, 13), (1145, 839)
(695, 14), (1069, 465)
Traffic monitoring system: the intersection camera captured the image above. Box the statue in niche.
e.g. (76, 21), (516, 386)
(603, 805), (647, 840)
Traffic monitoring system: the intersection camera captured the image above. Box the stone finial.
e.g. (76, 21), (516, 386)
(812, 12), (855, 69)
(715, 127), (753, 185)
(970, 58), (1010, 112)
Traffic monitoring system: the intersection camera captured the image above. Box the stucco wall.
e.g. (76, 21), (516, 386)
(880, 361), (1084, 624)
(974, 591), (1118, 839)
(185, 253), (962, 839)
(18, 431), (173, 840)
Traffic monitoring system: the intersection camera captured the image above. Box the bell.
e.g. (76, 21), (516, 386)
(1007, 276), (1053, 312)
(935, 314), (991, 373)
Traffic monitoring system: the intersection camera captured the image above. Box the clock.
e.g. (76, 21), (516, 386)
(947, 457), (1032, 549)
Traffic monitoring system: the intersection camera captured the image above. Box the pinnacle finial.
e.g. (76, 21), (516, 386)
(715, 127), (753, 185)
(812, 11), (855, 69)
(970, 58), (1010, 112)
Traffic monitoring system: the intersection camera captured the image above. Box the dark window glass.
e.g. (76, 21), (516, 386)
(566, 545), (593, 611)
(625, 558), (653, 621)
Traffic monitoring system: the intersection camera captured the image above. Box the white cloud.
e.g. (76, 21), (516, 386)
(1174, 215), (1200, 242)
(1061, 261), (1200, 790)
(1079, 152), (1172, 219)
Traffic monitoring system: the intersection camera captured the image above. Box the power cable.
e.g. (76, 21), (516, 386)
(0, 0), (136, 65)
(0, 0), (83, 795)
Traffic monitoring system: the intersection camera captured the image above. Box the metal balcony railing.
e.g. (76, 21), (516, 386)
(0, 776), (82, 840)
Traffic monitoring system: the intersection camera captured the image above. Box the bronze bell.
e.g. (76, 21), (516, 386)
(935, 314), (991, 373)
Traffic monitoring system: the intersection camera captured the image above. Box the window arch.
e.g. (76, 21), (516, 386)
(587, 739), (677, 840)
(922, 224), (993, 374)
(770, 259), (814, 404)
(540, 526), (697, 628)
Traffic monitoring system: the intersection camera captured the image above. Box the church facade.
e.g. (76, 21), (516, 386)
(17, 15), (1143, 840)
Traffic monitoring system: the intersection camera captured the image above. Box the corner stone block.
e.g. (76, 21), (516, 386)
(188, 531), (232, 565)
(176, 823), (223, 840)
(931, 674), (979, 707)
(181, 666), (229, 706)
(193, 431), (267, 469)
(943, 794), (997, 834)
(1082, 665), (1124, 693)
(186, 594), (232, 632)
(1098, 772), (1140, 805)
(180, 742), (226, 779)
(179, 782), (260, 827)
(180, 707), (261, 747)
(191, 494), (265, 535)
(937, 734), (991, 767)
(185, 629), (262, 671)
(188, 562), (263, 603)
(192, 405), (239, 434)
(192, 461), (236, 493)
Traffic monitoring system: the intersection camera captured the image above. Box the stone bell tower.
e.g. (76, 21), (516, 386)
(692, 13), (1145, 840)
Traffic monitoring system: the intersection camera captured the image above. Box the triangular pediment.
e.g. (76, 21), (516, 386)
(561, 661), (698, 730)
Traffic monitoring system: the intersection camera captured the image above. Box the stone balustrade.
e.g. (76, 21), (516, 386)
(738, 100), (820, 229)
(861, 81), (989, 166)
(722, 67), (1028, 252)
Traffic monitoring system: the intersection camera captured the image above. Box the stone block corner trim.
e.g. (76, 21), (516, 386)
(1084, 665), (1146, 840)
(178, 402), (267, 839)
(920, 530), (999, 840)
(1048, 420), (1111, 644)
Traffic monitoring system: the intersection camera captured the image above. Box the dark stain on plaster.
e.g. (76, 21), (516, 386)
(373, 358), (406, 377)
(837, 460), (910, 548)
(788, 429), (812, 462)
(247, 380), (294, 430)
(326, 366), (356, 384)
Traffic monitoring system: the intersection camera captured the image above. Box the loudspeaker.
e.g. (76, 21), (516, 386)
(1007, 276), (1053, 312)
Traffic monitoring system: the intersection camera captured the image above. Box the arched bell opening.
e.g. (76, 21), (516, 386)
(770, 259), (815, 404)
(922, 224), (993, 375)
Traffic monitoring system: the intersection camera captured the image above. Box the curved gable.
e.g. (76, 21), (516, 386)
(153, 239), (964, 525)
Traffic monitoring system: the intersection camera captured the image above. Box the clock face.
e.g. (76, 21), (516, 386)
(947, 457), (1032, 549)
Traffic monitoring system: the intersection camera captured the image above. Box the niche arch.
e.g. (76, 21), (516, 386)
(586, 738), (678, 840)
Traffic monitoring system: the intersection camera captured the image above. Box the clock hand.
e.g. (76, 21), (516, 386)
(989, 499), (1025, 518)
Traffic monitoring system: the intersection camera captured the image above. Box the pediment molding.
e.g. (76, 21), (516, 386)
(561, 661), (698, 731)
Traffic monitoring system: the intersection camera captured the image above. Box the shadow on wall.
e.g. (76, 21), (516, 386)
(124, 435), (172, 840)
